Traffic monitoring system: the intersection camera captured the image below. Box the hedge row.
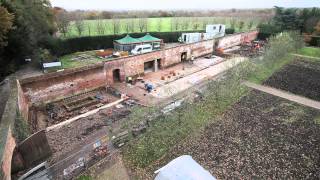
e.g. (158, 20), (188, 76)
(46, 31), (206, 56)
(309, 36), (320, 47)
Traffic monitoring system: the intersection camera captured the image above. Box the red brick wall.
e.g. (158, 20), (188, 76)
(1, 128), (16, 180)
(19, 31), (257, 105)
(21, 66), (106, 104)
(217, 31), (258, 49)
(17, 80), (29, 121)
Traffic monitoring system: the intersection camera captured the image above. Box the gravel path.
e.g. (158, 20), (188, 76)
(244, 81), (320, 110)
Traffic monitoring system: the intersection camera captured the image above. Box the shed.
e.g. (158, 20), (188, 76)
(154, 155), (216, 180)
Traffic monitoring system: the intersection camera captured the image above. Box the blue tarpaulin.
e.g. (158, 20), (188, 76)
(154, 155), (216, 180)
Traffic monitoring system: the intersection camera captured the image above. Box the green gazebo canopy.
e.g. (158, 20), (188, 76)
(138, 33), (161, 42)
(115, 34), (161, 45)
(115, 35), (141, 44)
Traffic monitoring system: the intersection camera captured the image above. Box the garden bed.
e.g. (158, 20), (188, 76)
(264, 60), (320, 101)
(149, 90), (320, 179)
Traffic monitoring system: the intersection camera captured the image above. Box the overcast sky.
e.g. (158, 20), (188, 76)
(50, 0), (320, 11)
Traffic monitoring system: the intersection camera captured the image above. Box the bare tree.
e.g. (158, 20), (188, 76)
(87, 23), (92, 36)
(202, 18), (209, 30)
(96, 19), (105, 35)
(111, 18), (121, 34)
(157, 18), (163, 32)
(238, 21), (245, 31)
(129, 19), (135, 32)
(138, 18), (148, 32)
(192, 18), (200, 30)
(230, 18), (236, 29)
(74, 15), (85, 36)
(181, 18), (189, 30)
(124, 19), (134, 33)
(247, 20), (254, 30)
(124, 19), (130, 33)
(56, 11), (71, 37)
(171, 17), (180, 31)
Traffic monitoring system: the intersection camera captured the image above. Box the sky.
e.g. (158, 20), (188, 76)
(50, 0), (320, 11)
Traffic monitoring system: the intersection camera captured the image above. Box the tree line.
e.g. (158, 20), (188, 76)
(258, 7), (320, 41)
(0, 2), (319, 80)
(57, 8), (274, 21)
(0, 0), (55, 80)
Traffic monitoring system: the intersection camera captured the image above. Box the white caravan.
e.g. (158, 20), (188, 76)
(131, 44), (153, 55)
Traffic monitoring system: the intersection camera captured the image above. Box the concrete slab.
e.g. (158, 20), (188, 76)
(151, 57), (246, 98)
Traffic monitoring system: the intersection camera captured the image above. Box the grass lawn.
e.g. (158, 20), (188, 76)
(248, 55), (294, 84)
(66, 17), (260, 38)
(297, 47), (320, 58)
(59, 51), (105, 69)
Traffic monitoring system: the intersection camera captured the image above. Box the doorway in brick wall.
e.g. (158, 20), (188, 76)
(113, 69), (121, 82)
(181, 52), (187, 62)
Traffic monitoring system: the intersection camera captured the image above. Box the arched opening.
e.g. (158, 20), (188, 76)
(181, 52), (187, 62)
(113, 69), (121, 82)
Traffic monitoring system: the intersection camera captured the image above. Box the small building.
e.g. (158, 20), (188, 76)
(114, 33), (163, 52)
(180, 24), (226, 44)
(206, 24), (225, 35)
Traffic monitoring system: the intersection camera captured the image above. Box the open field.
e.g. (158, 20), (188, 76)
(264, 59), (320, 101)
(148, 90), (320, 179)
(66, 17), (260, 38)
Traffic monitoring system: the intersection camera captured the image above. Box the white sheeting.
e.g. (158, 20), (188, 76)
(154, 155), (216, 180)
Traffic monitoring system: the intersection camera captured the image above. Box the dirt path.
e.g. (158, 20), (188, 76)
(291, 53), (320, 60)
(244, 81), (320, 110)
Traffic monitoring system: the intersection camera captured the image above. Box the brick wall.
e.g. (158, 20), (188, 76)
(217, 31), (258, 49)
(20, 65), (106, 104)
(1, 128), (16, 180)
(0, 78), (18, 180)
(18, 30), (258, 115)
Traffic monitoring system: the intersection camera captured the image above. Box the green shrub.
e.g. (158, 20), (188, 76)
(14, 111), (30, 142)
(225, 28), (235, 34)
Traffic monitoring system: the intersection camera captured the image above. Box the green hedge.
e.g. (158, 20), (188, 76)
(225, 28), (235, 34)
(47, 31), (205, 56)
(310, 36), (320, 47)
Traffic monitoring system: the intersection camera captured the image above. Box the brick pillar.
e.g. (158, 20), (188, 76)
(154, 59), (158, 72)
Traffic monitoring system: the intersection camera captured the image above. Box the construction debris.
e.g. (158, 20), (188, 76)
(132, 122), (147, 137)
(112, 131), (129, 148)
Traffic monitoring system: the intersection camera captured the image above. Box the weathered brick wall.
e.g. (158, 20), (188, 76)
(20, 65), (106, 104)
(1, 128), (16, 180)
(18, 30), (257, 107)
(217, 31), (258, 49)
(17, 81), (29, 122)
(0, 78), (18, 180)
(123, 51), (162, 77)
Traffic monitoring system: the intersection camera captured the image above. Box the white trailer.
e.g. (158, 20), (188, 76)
(179, 24), (226, 43)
